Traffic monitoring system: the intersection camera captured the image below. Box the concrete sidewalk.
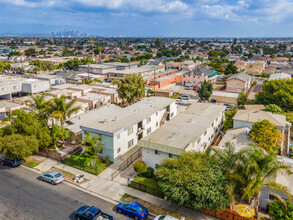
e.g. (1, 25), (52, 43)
(34, 157), (216, 220)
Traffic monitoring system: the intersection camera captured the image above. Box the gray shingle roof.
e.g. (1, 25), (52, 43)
(227, 73), (253, 82)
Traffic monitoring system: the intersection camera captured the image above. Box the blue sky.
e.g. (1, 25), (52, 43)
(1, 0), (293, 37)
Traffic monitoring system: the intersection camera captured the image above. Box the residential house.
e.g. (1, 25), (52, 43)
(233, 110), (291, 155)
(0, 101), (24, 113)
(234, 61), (247, 72)
(104, 62), (138, 70)
(166, 61), (180, 70)
(247, 57), (270, 64)
(226, 73), (254, 93)
(80, 97), (177, 162)
(147, 59), (164, 66)
(79, 64), (117, 75)
(139, 103), (226, 169)
(77, 93), (111, 110)
(150, 70), (187, 90)
(269, 73), (291, 81)
(180, 60), (198, 71)
(182, 68), (219, 86)
(271, 57), (290, 66)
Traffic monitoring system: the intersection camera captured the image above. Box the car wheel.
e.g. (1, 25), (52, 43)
(50, 181), (55, 185)
(117, 209), (122, 214)
(40, 177), (43, 181)
(134, 216), (139, 220)
(1, 162), (4, 165)
(75, 217), (80, 220)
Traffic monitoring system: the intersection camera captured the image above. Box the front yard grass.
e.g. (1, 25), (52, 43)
(62, 151), (111, 176)
(132, 176), (159, 188)
(119, 193), (192, 220)
(24, 158), (42, 167)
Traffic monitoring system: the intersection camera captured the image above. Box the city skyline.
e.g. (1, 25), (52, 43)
(1, 0), (293, 37)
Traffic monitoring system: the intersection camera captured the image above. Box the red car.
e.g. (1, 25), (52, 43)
(193, 87), (199, 91)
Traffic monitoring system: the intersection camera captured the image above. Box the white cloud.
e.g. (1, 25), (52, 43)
(75, 0), (188, 13)
(0, 0), (58, 7)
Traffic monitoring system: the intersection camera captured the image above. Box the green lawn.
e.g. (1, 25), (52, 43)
(24, 160), (41, 167)
(62, 151), (111, 176)
(133, 176), (159, 188)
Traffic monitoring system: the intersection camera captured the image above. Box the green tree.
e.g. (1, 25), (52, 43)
(49, 96), (81, 129)
(265, 104), (283, 114)
(25, 93), (50, 117)
(197, 80), (213, 102)
(223, 107), (237, 131)
(249, 120), (283, 154)
(241, 146), (291, 218)
(213, 142), (246, 210)
(113, 73), (145, 105)
(0, 134), (39, 159)
(120, 57), (130, 63)
(156, 152), (229, 211)
(51, 124), (69, 149)
(255, 79), (293, 111)
(24, 48), (37, 57)
(8, 51), (21, 57)
(224, 62), (238, 75)
(237, 92), (248, 108)
(268, 199), (293, 220)
(166, 52), (172, 57)
(81, 131), (104, 166)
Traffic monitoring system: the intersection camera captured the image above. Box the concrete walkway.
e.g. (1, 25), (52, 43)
(34, 157), (216, 220)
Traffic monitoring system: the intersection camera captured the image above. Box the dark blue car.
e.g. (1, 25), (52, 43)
(75, 206), (113, 220)
(117, 201), (148, 220)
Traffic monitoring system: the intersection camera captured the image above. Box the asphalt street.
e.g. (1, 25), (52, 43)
(0, 165), (132, 220)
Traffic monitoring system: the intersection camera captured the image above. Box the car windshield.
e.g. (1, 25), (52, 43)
(123, 202), (131, 207)
(54, 173), (62, 178)
(158, 216), (166, 220)
(137, 205), (146, 212)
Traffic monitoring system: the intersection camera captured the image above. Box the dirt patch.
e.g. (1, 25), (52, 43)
(50, 167), (89, 185)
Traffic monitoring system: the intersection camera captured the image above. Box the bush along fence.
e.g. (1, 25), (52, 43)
(127, 180), (164, 199)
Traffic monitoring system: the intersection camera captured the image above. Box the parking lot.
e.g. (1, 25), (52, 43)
(164, 83), (199, 97)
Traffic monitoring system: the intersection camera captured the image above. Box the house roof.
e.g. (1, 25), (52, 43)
(216, 127), (253, 152)
(227, 73), (253, 82)
(233, 110), (291, 127)
(186, 68), (217, 76)
(81, 97), (175, 134)
(139, 103), (226, 155)
(269, 73), (291, 81)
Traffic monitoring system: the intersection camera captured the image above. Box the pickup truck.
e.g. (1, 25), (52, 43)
(75, 206), (113, 220)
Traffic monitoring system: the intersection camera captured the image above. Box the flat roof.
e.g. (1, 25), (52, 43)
(79, 64), (116, 69)
(103, 62), (137, 67)
(0, 101), (23, 108)
(78, 93), (108, 101)
(81, 97), (175, 134)
(139, 103), (226, 154)
(143, 69), (178, 80)
(109, 65), (163, 75)
(155, 70), (187, 82)
(51, 83), (76, 90)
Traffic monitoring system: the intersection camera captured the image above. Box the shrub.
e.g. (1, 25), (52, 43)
(144, 167), (155, 178)
(134, 161), (146, 174)
(101, 156), (110, 164)
(268, 199), (293, 220)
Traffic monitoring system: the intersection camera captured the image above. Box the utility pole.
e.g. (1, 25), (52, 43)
(87, 63), (90, 80)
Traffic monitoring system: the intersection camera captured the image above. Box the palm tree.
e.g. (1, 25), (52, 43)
(25, 93), (50, 117)
(213, 142), (246, 210)
(241, 145), (292, 218)
(49, 95), (81, 129)
(81, 131), (104, 166)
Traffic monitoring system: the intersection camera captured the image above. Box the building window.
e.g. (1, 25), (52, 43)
(204, 131), (207, 136)
(117, 148), (121, 153)
(155, 150), (161, 155)
(1, 87), (6, 91)
(169, 153), (177, 158)
(117, 134), (120, 139)
(147, 127), (151, 134)
(211, 122), (214, 127)
(156, 122), (159, 127)
(197, 138), (201, 144)
(13, 85), (19, 90)
(127, 126), (133, 136)
(128, 139), (134, 149)
(147, 116), (151, 123)
(171, 112), (174, 117)
(156, 112), (158, 116)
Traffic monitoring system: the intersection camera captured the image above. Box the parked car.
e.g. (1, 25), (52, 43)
(0, 158), (23, 167)
(117, 201), (148, 220)
(193, 87), (199, 91)
(211, 99), (217, 103)
(185, 85), (193, 90)
(39, 171), (64, 185)
(176, 99), (191, 106)
(75, 206), (113, 220)
(178, 95), (190, 100)
(155, 215), (178, 220)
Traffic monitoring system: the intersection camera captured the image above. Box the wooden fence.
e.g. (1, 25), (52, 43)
(201, 209), (256, 220)
(38, 146), (81, 162)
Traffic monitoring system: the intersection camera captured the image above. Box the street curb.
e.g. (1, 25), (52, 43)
(21, 164), (157, 218)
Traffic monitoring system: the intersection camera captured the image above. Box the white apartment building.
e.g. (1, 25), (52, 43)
(139, 103), (226, 169)
(79, 64), (117, 75)
(80, 97), (176, 162)
(0, 75), (50, 100)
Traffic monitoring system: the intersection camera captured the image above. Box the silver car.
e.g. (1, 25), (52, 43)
(39, 171), (64, 185)
(154, 215), (178, 220)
